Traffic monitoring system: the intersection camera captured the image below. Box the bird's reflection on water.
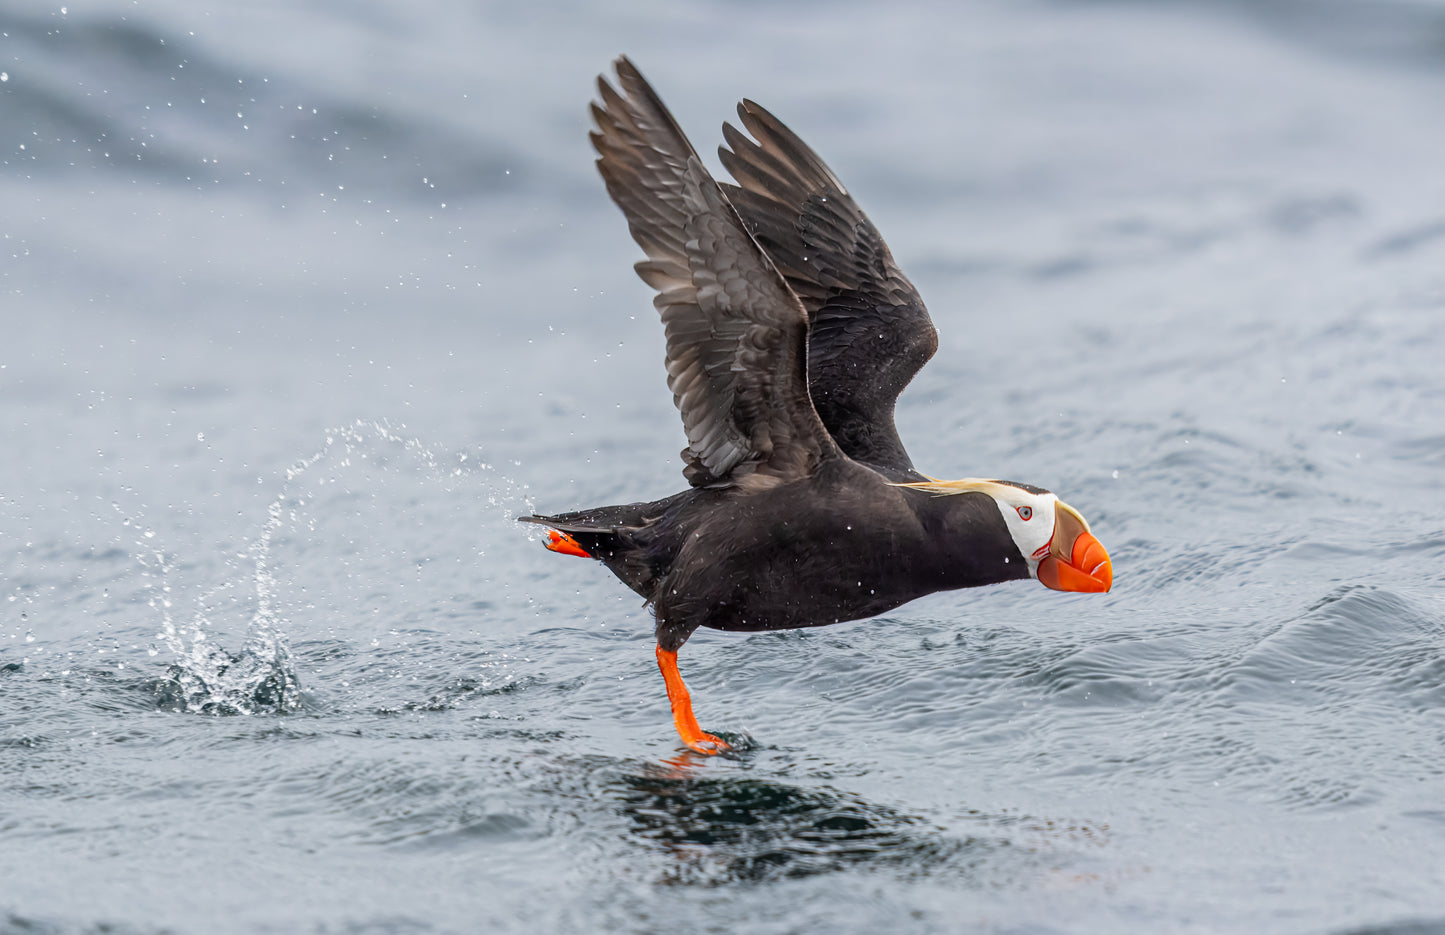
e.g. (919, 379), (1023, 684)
(607, 754), (998, 885)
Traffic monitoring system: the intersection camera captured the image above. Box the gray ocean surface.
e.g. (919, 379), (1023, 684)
(4, 1), (1445, 932)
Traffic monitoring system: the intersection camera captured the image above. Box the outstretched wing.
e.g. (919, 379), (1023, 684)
(718, 101), (937, 479)
(591, 57), (838, 488)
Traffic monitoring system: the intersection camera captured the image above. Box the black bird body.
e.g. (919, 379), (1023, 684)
(528, 459), (1029, 649)
(522, 58), (1111, 752)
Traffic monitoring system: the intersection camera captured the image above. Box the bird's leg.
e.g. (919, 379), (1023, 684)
(655, 644), (729, 755)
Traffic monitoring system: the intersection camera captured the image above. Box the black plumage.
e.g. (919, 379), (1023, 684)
(521, 57), (1111, 752)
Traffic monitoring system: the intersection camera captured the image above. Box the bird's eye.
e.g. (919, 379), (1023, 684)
(1016, 506), (1033, 521)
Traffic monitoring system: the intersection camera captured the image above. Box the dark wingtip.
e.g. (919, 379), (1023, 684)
(612, 55), (651, 99)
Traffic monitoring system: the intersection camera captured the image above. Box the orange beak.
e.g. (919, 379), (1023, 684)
(1036, 501), (1112, 593)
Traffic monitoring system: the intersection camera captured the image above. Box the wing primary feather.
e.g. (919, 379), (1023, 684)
(590, 56), (839, 488)
(718, 94), (939, 479)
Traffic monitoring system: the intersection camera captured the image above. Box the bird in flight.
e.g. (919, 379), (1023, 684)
(522, 56), (1112, 754)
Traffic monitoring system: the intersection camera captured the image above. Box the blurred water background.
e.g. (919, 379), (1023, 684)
(3, 1), (1445, 932)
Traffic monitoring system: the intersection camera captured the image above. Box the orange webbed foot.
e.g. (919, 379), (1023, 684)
(655, 644), (729, 755)
(681, 730), (730, 756)
(543, 529), (590, 558)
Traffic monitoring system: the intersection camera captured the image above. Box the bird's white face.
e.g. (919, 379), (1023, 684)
(893, 476), (1112, 592)
(981, 483), (1060, 578)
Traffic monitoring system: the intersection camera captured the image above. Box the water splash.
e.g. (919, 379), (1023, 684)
(133, 419), (530, 715)
(128, 495), (302, 715)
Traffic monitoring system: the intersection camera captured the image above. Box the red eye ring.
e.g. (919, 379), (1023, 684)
(1016, 505), (1033, 521)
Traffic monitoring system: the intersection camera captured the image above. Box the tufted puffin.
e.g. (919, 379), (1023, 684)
(520, 57), (1112, 753)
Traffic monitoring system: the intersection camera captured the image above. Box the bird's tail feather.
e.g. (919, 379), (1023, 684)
(518, 508), (660, 597)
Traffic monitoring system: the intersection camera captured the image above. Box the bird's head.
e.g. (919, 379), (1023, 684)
(895, 477), (1112, 593)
